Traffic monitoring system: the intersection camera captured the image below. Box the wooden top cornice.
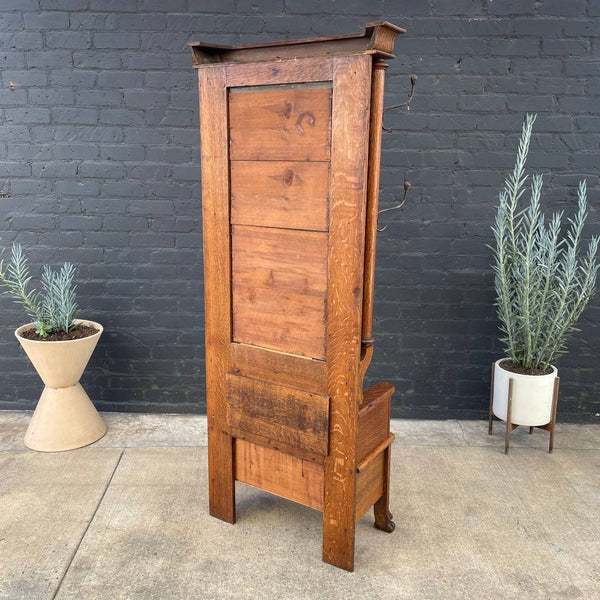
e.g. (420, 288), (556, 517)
(188, 21), (405, 67)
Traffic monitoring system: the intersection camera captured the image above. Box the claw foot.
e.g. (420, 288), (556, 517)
(375, 518), (395, 533)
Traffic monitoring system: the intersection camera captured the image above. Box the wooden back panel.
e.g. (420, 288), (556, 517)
(200, 55), (370, 470)
(229, 82), (331, 360)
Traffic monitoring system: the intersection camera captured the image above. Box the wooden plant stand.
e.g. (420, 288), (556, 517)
(189, 22), (404, 571)
(488, 363), (560, 454)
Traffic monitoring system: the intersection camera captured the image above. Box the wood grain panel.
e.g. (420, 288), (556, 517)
(232, 225), (327, 295)
(233, 288), (326, 359)
(231, 343), (327, 395)
(229, 86), (332, 161)
(232, 225), (327, 359)
(355, 451), (384, 523)
(357, 382), (393, 465)
(198, 66), (235, 523)
(322, 54), (372, 572)
(226, 373), (329, 456)
(231, 427), (325, 464)
(235, 439), (324, 510)
(230, 160), (329, 231)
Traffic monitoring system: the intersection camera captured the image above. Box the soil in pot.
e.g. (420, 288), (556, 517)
(19, 324), (99, 342)
(499, 359), (553, 377)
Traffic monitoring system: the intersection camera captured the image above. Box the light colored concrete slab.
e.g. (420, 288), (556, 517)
(0, 448), (122, 600)
(0, 411), (208, 451)
(53, 446), (599, 600)
(0, 411), (31, 451)
(389, 447), (600, 600)
(1, 412), (598, 598)
(94, 413), (207, 448)
(460, 420), (600, 450)
(513, 449), (600, 598)
(391, 418), (467, 446)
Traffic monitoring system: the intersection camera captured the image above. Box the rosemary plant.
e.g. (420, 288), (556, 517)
(0, 243), (79, 337)
(491, 114), (600, 371)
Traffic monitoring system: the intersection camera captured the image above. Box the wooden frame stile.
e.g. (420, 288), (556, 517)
(198, 65), (235, 524)
(322, 54), (372, 571)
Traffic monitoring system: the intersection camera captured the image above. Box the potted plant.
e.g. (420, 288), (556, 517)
(489, 114), (599, 452)
(0, 243), (106, 452)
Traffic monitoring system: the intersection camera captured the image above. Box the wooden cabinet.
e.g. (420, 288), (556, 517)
(189, 21), (404, 571)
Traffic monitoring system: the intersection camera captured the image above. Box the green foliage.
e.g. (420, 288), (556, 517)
(0, 243), (80, 337)
(490, 114), (600, 370)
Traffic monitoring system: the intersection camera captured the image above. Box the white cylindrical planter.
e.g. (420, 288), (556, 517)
(492, 359), (558, 427)
(15, 319), (106, 452)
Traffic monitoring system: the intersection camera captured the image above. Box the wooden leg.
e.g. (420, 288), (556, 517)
(488, 362), (495, 435)
(549, 377), (560, 454)
(505, 378), (514, 455)
(374, 444), (395, 533)
(322, 469), (356, 571)
(529, 426), (534, 435)
(208, 428), (236, 523)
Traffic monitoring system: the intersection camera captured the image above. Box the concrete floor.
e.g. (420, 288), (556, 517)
(1, 412), (598, 600)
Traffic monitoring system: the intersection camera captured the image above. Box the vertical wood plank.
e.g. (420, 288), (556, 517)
(199, 66), (235, 523)
(322, 54), (372, 572)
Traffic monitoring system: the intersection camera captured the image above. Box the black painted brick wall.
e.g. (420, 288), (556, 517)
(0, 0), (599, 422)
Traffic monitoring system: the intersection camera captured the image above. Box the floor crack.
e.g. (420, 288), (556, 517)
(51, 449), (125, 600)
(457, 420), (470, 446)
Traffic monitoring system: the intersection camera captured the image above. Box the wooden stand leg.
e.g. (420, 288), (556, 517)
(208, 428), (236, 523)
(374, 444), (395, 533)
(505, 378), (514, 455)
(549, 377), (560, 454)
(496, 372), (559, 455)
(488, 362), (495, 435)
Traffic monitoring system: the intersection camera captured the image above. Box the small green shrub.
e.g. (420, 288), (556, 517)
(0, 243), (79, 337)
(490, 114), (599, 371)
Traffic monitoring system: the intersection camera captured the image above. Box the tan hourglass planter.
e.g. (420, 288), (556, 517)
(15, 319), (106, 452)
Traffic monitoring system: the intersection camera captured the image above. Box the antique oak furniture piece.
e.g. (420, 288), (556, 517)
(189, 21), (404, 571)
